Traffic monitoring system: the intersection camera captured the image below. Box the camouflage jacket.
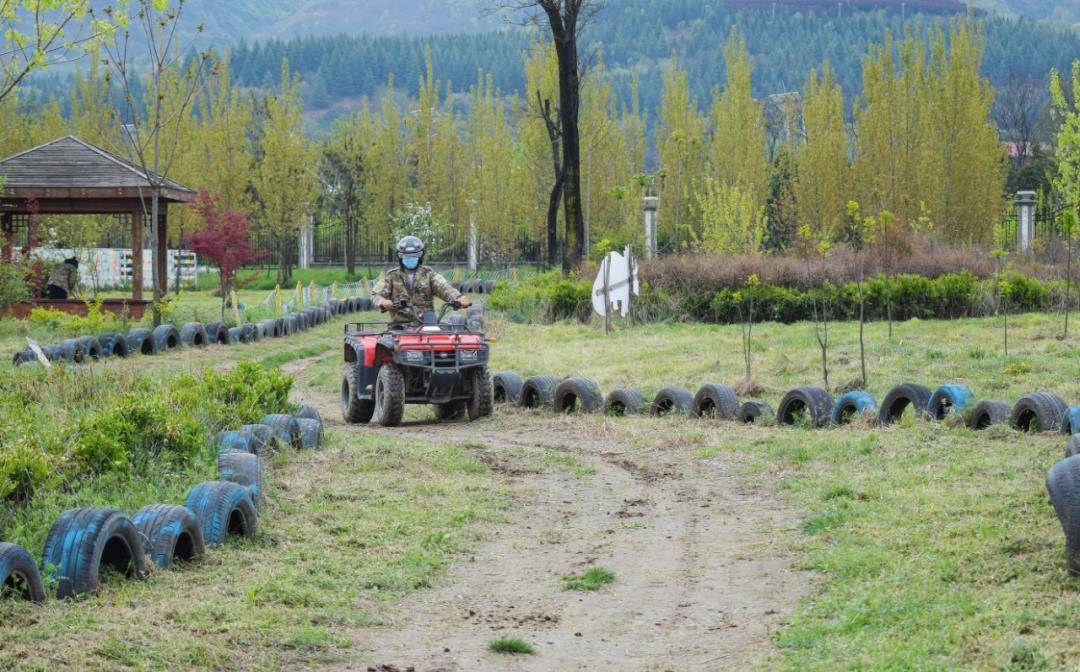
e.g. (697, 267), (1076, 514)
(372, 266), (462, 324)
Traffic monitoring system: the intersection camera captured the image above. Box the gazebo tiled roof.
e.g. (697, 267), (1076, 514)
(0, 135), (194, 201)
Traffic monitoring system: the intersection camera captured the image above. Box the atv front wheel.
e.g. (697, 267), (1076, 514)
(374, 364), (405, 427)
(468, 367), (494, 420)
(341, 367), (374, 424)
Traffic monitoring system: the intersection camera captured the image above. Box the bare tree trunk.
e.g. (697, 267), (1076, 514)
(1064, 236), (1073, 339)
(858, 251), (867, 388)
(345, 206), (357, 275)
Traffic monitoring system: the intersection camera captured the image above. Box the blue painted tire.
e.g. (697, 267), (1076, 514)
(205, 322), (229, 345)
(215, 429), (256, 456)
(242, 323), (260, 342)
(218, 452), (265, 508)
(41, 508), (147, 599)
(76, 335), (103, 360)
(926, 385), (974, 421)
(296, 418), (323, 449)
(183, 481), (258, 547)
(239, 423), (274, 456)
(1068, 435), (1080, 458)
(133, 504), (205, 569)
(12, 349), (34, 366)
(1061, 406), (1080, 436)
(295, 405), (323, 433)
(126, 328), (157, 355)
(263, 414), (301, 447)
(831, 391), (878, 425)
(227, 326), (246, 344)
(0, 542), (46, 603)
(152, 324), (180, 351)
(1046, 455), (1080, 576)
(97, 333), (128, 358)
(57, 338), (85, 363)
(180, 322), (208, 348)
(257, 320), (275, 339)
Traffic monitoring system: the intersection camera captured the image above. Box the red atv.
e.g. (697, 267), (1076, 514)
(341, 300), (493, 426)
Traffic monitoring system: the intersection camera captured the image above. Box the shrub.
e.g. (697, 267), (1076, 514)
(28, 300), (128, 335)
(487, 272), (592, 323)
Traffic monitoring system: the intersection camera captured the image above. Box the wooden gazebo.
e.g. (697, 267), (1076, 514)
(0, 135), (195, 314)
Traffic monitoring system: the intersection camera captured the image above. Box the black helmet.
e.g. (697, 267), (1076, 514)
(396, 236), (425, 269)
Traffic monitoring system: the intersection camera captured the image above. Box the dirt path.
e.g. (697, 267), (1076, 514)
(290, 363), (812, 672)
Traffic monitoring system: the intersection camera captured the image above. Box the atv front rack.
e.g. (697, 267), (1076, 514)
(343, 322), (479, 337)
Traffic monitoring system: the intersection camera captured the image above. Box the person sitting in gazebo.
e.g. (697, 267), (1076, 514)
(44, 257), (80, 300)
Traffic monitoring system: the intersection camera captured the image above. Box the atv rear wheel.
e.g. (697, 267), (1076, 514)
(468, 366), (494, 420)
(341, 366), (374, 424)
(374, 364), (405, 427)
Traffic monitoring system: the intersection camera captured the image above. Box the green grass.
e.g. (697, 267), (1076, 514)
(562, 567), (616, 592)
(488, 637), (535, 654)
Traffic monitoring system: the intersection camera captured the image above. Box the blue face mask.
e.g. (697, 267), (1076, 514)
(402, 256), (420, 270)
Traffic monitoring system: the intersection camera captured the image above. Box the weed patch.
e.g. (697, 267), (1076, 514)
(562, 567), (616, 592)
(488, 637), (535, 654)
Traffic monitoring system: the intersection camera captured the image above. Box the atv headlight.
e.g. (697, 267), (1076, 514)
(403, 349), (427, 363)
(459, 349), (479, 362)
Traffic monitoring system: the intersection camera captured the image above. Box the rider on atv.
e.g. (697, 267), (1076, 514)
(373, 236), (471, 325)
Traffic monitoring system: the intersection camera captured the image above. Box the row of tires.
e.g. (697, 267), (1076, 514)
(0, 407), (324, 603)
(491, 371), (1080, 577)
(12, 297), (375, 366)
(452, 279), (496, 295)
(491, 374), (1080, 437)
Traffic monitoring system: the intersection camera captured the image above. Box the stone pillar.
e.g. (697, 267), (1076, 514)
(1017, 190), (1037, 252)
(643, 196), (659, 259)
(157, 210), (168, 294)
(298, 216), (314, 269)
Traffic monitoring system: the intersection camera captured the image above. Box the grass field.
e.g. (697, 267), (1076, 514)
(1, 297), (1078, 670)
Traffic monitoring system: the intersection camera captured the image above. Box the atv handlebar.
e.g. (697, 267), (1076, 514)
(378, 300), (462, 324)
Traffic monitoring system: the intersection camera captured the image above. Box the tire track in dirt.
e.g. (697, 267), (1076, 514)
(290, 363), (811, 671)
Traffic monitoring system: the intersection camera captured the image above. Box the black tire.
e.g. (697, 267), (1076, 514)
(0, 542), (46, 603)
(692, 384), (740, 420)
(554, 377), (604, 414)
(97, 333), (128, 358)
(926, 385), (975, 420)
(374, 364), (406, 427)
(58, 338), (85, 363)
(1045, 455), (1080, 576)
(1011, 392), (1069, 433)
(483, 280), (496, 294)
(341, 366), (375, 424)
(242, 323), (260, 343)
(180, 322), (208, 347)
(605, 389), (647, 416)
(226, 326), (245, 344)
(493, 372), (524, 404)
(1068, 435), (1080, 458)
(256, 320), (276, 340)
(285, 315), (300, 335)
(650, 387), (695, 417)
(183, 481), (258, 548)
(296, 418), (323, 449)
(215, 429), (256, 455)
(740, 400), (774, 424)
(273, 318), (286, 338)
(126, 328), (157, 355)
(218, 452), (266, 506)
(206, 322), (229, 344)
(468, 366), (494, 420)
(11, 349), (34, 366)
(239, 423), (274, 457)
(520, 375), (559, 410)
(152, 324), (180, 351)
(359, 297), (373, 311)
(77, 335), (103, 360)
(262, 414), (301, 447)
(133, 504), (205, 569)
(435, 401), (467, 421)
(777, 386), (835, 428)
(876, 383), (932, 426)
(40, 508), (147, 599)
(968, 400), (1012, 430)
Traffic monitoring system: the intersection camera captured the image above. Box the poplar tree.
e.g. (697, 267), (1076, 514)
(656, 56), (706, 252)
(796, 63), (851, 243)
(1050, 61), (1080, 338)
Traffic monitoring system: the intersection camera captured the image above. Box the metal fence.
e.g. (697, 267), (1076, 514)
(997, 194), (1078, 251)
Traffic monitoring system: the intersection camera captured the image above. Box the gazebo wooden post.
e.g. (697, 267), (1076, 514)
(0, 212), (12, 261)
(131, 205), (144, 302)
(157, 208), (168, 294)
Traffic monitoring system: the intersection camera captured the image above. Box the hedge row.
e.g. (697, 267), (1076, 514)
(488, 271), (1076, 324)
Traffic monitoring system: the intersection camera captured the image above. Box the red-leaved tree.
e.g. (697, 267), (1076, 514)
(187, 191), (263, 299)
